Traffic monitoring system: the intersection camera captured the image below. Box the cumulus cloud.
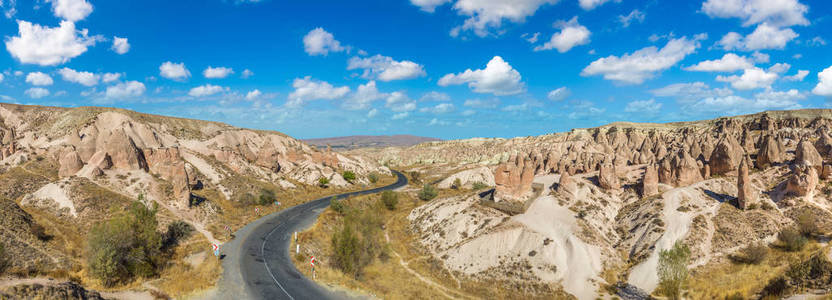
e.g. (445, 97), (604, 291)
(303, 28), (346, 56)
(5, 20), (99, 66)
(111, 36), (129, 54)
(690, 89), (804, 115)
(716, 67), (778, 90)
(718, 24), (798, 51)
(287, 76), (350, 107)
(449, 0), (558, 37)
(814, 66), (832, 96)
(625, 99), (662, 114)
(701, 0), (809, 27)
(189, 84), (227, 97)
(410, 0), (452, 12)
(25, 87), (49, 98)
(547, 87), (570, 101)
(751, 51), (770, 63)
(26, 72), (53, 86)
(159, 61), (191, 81)
(343, 80), (386, 110)
(581, 35), (704, 84)
(579, 0), (619, 10)
(438, 56), (525, 95)
(241, 69), (254, 79)
(783, 70), (809, 81)
(463, 98), (500, 108)
(685, 53), (754, 72)
(420, 103), (455, 114)
(618, 9), (645, 28)
(58, 67), (97, 86)
(102, 72), (120, 83)
(385, 91), (417, 112)
(347, 54), (426, 81)
(47, 0), (93, 22)
(522, 32), (540, 43)
(367, 108), (378, 118)
(245, 89), (262, 101)
(105, 81), (145, 98)
(651, 82), (734, 105)
(203, 66), (234, 79)
(419, 91), (451, 102)
(534, 17), (590, 53)
(392, 112), (409, 120)
(767, 62), (790, 74)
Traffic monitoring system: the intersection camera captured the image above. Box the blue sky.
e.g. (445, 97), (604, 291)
(0, 0), (831, 139)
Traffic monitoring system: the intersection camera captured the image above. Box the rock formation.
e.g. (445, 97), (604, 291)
(658, 150), (703, 187)
(756, 135), (784, 169)
(494, 153), (535, 199)
(598, 157), (620, 190)
(58, 150), (84, 178)
(795, 139), (823, 172)
(710, 136), (744, 176)
(557, 172), (577, 197)
(641, 164), (658, 198)
(786, 162), (818, 197)
(737, 157), (755, 209)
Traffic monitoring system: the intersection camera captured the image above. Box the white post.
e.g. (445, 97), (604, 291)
(296, 244), (299, 254)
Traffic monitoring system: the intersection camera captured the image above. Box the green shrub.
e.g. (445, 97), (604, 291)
(418, 184), (438, 201)
(330, 201), (384, 279)
(797, 211), (820, 237)
(331, 225), (359, 277)
(162, 220), (193, 251)
(732, 242), (768, 264)
(778, 227), (808, 252)
(409, 171), (422, 184)
(87, 202), (163, 287)
(451, 178), (462, 190)
(762, 276), (788, 296)
(318, 177), (330, 188)
(342, 171), (356, 183)
(380, 191), (398, 211)
(330, 196), (346, 215)
(368, 173), (379, 184)
(471, 182), (488, 190)
(657, 241), (691, 300)
(258, 189), (276, 206)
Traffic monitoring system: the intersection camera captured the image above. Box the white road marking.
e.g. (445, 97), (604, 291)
(262, 222), (295, 300)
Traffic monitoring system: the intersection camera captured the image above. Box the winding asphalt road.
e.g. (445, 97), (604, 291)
(210, 171), (408, 300)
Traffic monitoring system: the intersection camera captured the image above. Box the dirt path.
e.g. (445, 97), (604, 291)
(383, 230), (468, 300)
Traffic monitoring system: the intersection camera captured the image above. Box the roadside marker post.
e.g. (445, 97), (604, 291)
(212, 243), (221, 257)
(310, 256), (317, 279)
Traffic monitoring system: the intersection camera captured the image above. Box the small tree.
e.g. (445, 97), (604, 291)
(331, 224), (359, 277)
(778, 227), (807, 252)
(409, 171), (422, 184)
(451, 178), (463, 190)
(342, 171), (356, 183)
(657, 241), (691, 300)
(418, 184), (438, 201)
(318, 177), (330, 188)
(258, 189), (276, 206)
(797, 211), (820, 237)
(381, 191), (398, 211)
(368, 173), (379, 184)
(330, 196), (346, 215)
(733, 242), (768, 264)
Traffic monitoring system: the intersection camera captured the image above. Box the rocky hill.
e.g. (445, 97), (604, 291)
(303, 134), (441, 150)
(0, 103), (390, 293)
(353, 109), (832, 298)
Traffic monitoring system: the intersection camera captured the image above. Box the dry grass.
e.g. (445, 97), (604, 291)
(686, 241), (825, 299)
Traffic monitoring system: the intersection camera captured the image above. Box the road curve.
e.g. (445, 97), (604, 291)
(210, 171), (408, 300)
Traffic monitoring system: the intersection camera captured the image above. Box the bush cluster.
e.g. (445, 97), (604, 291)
(368, 173), (379, 184)
(258, 189), (276, 206)
(380, 191), (398, 211)
(342, 171), (356, 183)
(471, 182), (488, 190)
(330, 201), (384, 279)
(418, 184), (438, 201)
(732, 242), (768, 264)
(778, 227), (808, 252)
(330, 196), (346, 215)
(657, 241), (690, 300)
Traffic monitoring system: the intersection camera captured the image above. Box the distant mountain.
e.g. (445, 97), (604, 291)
(303, 135), (442, 150)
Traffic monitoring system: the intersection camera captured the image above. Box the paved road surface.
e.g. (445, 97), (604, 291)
(211, 171), (408, 300)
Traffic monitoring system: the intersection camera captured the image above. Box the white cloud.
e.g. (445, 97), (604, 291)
(419, 91), (451, 102)
(651, 82), (734, 105)
(303, 28), (345, 56)
(343, 80), (386, 110)
(718, 23), (798, 51)
(385, 91), (416, 112)
(367, 108), (378, 118)
(547, 87), (570, 101)
(392, 112), (409, 120)
(463, 98), (500, 108)
(287, 76), (350, 107)
(690, 89), (804, 115)
(410, 0), (452, 12)
(188, 84), (227, 97)
(751, 51), (770, 63)
(246, 89), (262, 100)
(701, 0), (809, 27)
(159, 61), (191, 81)
(522, 32), (540, 43)
(438, 56), (524, 95)
(347, 54), (426, 81)
(461, 109), (476, 116)
(102, 72), (120, 83)
(809, 36), (827, 46)
(567, 100), (605, 119)
(581, 35), (704, 84)
(685, 53), (754, 72)
(449, 0), (558, 37)
(814, 66), (832, 96)
(111, 36), (129, 54)
(5, 20), (98, 66)
(767, 62), (790, 74)
(105, 81), (145, 98)
(428, 118), (450, 126)
(58, 67), (97, 86)
(0, 73), (3, 83)
(716, 67), (778, 90)
(625, 99), (662, 114)
(618, 9), (645, 28)
(2, 0), (17, 18)
(24, 87), (49, 98)
(579, 0), (618, 10)
(47, 0), (93, 22)
(203, 66), (234, 79)
(26, 72), (53, 86)
(783, 70), (808, 82)
(420, 103), (455, 114)
(534, 17), (590, 53)
(241, 69), (254, 79)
